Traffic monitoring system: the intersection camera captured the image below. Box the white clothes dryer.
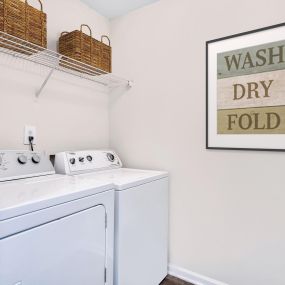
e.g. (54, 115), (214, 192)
(55, 150), (169, 285)
(0, 150), (114, 285)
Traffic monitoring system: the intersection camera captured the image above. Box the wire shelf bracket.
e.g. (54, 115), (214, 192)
(35, 55), (62, 98)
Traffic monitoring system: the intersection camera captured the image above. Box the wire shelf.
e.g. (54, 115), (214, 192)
(0, 31), (131, 96)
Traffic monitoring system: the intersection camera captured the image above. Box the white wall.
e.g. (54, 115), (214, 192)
(109, 1), (285, 284)
(0, 0), (110, 154)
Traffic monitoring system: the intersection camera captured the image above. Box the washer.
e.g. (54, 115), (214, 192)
(0, 150), (114, 285)
(55, 150), (169, 285)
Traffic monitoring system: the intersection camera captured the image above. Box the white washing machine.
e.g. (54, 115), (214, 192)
(55, 150), (169, 285)
(0, 150), (114, 285)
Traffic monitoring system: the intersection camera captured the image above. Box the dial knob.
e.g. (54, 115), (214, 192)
(18, 155), (27, 164)
(70, 158), (76, 165)
(0, 156), (2, 166)
(32, 154), (41, 164)
(106, 153), (115, 162)
(79, 157), (85, 163)
(86, 155), (93, 162)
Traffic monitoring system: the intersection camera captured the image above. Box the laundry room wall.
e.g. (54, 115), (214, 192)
(0, 0), (110, 154)
(109, 1), (285, 284)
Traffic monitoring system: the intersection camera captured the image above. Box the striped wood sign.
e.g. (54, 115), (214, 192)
(217, 40), (285, 134)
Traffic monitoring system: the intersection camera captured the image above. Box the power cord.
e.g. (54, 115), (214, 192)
(28, 136), (34, 151)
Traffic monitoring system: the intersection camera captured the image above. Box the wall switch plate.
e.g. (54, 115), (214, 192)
(24, 125), (37, 145)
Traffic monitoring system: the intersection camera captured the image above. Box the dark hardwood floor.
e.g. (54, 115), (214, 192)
(160, 275), (194, 285)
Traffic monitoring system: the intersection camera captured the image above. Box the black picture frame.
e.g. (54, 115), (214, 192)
(206, 22), (285, 152)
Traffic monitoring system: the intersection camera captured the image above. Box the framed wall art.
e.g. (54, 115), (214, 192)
(206, 22), (285, 151)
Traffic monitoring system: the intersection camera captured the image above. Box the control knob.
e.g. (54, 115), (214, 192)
(0, 156), (2, 166)
(86, 155), (93, 162)
(18, 155), (27, 165)
(32, 154), (41, 164)
(106, 153), (115, 162)
(70, 158), (76, 165)
(79, 157), (85, 163)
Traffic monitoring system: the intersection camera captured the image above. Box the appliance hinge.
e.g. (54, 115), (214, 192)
(104, 267), (107, 283)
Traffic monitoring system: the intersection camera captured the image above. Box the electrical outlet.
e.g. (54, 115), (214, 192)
(24, 125), (37, 145)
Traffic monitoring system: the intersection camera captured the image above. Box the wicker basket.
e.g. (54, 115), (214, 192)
(0, 0), (47, 54)
(100, 35), (111, 73)
(59, 25), (101, 74)
(59, 25), (112, 74)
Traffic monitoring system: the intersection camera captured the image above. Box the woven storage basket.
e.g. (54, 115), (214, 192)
(100, 35), (111, 73)
(59, 25), (112, 74)
(59, 25), (101, 75)
(0, 0), (47, 54)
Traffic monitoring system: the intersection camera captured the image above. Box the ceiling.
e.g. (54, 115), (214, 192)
(81, 0), (159, 19)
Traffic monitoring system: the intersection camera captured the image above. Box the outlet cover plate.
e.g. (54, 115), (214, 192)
(24, 125), (37, 145)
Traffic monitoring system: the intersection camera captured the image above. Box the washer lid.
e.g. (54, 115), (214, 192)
(76, 168), (168, 190)
(0, 174), (113, 221)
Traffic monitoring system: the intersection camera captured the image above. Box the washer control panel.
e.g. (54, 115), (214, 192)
(54, 150), (122, 175)
(0, 150), (55, 182)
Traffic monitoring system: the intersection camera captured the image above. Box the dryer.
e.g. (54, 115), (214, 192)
(0, 150), (114, 285)
(55, 150), (169, 285)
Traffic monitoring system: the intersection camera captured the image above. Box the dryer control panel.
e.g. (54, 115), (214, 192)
(0, 150), (55, 182)
(54, 150), (122, 175)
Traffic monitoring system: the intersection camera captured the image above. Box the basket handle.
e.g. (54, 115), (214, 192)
(25, 0), (43, 11)
(101, 35), (111, 46)
(60, 32), (69, 37)
(80, 24), (92, 37)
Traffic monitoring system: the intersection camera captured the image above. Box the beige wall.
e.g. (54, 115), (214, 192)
(110, 1), (285, 284)
(0, 0), (110, 154)
(2, 0), (285, 283)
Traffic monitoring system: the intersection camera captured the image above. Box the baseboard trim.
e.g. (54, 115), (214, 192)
(168, 264), (229, 285)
